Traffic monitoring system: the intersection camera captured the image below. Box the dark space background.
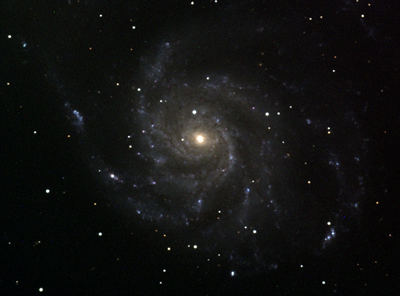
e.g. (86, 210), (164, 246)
(1, 0), (399, 295)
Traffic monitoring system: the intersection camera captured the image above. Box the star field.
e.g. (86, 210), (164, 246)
(1, 0), (398, 295)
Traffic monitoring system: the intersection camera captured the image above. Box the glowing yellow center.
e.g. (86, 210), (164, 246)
(196, 135), (205, 143)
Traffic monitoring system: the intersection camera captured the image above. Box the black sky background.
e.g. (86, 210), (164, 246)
(1, 0), (399, 295)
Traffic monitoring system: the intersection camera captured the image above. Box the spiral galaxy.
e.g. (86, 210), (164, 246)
(135, 48), (276, 223)
(57, 3), (367, 273)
